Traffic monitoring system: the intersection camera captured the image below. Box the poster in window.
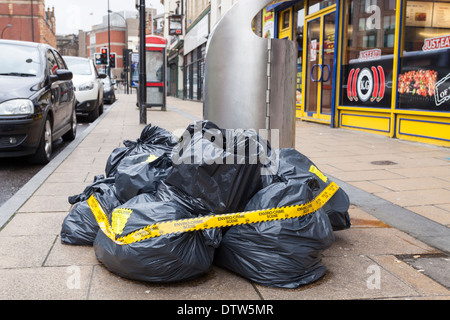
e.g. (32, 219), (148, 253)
(397, 49), (450, 111)
(341, 57), (393, 107)
(405, 1), (433, 27)
(263, 8), (275, 39)
(432, 2), (450, 28)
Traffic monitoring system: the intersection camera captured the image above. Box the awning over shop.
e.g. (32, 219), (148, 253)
(266, 0), (297, 11)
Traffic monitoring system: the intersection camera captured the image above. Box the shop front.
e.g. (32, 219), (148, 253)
(266, 0), (450, 147)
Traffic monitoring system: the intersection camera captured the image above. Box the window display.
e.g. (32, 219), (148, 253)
(398, 0), (450, 111)
(340, 0), (396, 108)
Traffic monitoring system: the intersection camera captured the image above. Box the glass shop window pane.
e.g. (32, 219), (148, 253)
(398, 0), (450, 112)
(340, 0), (395, 107)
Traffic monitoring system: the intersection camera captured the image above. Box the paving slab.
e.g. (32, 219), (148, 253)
(0, 212), (67, 236)
(88, 265), (261, 300)
(256, 255), (420, 300)
(45, 240), (99, 267)
(0, 235), (56, 268)
(0, 266), (92, 300)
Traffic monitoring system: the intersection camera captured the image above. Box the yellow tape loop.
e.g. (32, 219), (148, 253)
(87, 182), (340, 246)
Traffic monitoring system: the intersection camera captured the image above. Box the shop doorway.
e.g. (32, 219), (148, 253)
(302, 7), (336, 123)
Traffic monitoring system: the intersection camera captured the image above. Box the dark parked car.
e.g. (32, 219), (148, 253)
(102, 75), (116, 104)
(0, 40), (76, 164)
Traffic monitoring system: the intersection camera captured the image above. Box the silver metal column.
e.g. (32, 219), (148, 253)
(203, 0), (297, 148)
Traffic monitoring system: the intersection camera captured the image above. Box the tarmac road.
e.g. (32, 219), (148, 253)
(0, 104), (112, 207)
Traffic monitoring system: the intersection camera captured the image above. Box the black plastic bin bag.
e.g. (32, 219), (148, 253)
(214, 179), (335, 289)
(165, 120), (269, 214)
(93, 192), (222, 283)
(105, 124), (178, 177)
(271, 148), (351, 231)
(114, 153), (173, 203)
(61, 177), (121, 246)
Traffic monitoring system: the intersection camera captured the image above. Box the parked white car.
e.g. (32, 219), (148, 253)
(63, 56), (106, 122)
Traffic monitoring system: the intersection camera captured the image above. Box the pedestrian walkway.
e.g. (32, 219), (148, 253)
(0, 93), (448, 300)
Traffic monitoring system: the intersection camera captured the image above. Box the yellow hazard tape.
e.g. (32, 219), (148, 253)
(309, 165), (328, 183)
(87, 182), (340, 246)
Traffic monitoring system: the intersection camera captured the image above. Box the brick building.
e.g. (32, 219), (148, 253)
(0, 0), (56, 47)
(84, 10), (139, 80)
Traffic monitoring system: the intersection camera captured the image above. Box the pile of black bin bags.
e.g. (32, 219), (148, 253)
(60, 120), (351, 289)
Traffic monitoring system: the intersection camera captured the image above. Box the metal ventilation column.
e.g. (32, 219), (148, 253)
(203, 0), (297, 148)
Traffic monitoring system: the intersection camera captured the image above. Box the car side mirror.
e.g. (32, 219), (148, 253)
(98, 73), (107, 79)
(50, 69), (73, 83)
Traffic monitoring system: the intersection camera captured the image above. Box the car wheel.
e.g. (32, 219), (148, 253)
(62, 107), (77, 141)
(99, 101), (104, 115)
(88, 102), (99, 122)
(28, 118), (52, 164)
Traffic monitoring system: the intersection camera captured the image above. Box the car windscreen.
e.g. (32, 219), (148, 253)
(64, 58), (92, 75)
(0, 43), (41, 77)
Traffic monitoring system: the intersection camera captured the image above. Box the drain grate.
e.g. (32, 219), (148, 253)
(370, 160), (398, 165)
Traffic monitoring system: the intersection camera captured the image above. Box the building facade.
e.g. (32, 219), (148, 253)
(56, 33), (78, 56)
(163, 0), (185, 99)
(162, 0), (240, 101)
(160, 0), (450, 147)
(263, 0), (450, 147)
(0, 0), (56, 47)
(83, 11), (138, 80)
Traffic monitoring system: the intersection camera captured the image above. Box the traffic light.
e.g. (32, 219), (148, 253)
(109, 53), (116, 68)
(100, 47), (108, 65)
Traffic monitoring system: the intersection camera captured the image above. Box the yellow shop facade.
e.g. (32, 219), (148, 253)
(263, 0), (450, 147)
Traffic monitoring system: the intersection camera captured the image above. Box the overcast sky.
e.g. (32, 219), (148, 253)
(45, 0), (163, 35)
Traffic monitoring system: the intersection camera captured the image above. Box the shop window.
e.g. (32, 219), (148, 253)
(282, 10), (290, 29)
(184, 45), (206, 101)
(294, 2), (305, 106)
(278, 8), (293, 39)
(184, 54), (191, 99)
(308, 0), (336, 15)
(340, 0), (396, 108)
(398, 0), (450, 112)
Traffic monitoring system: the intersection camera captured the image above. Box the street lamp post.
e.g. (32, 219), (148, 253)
(1, 24), (12, 39)
(107, 0), (111, 78)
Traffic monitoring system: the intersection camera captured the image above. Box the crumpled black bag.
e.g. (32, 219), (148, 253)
(93, 190), (222, 283)
(214, 179), (335, 289)
(271, 148), (351, 231)
(114, 153), (173, 203)
(105, 124), (178, 177)
(61, 177), (121, 246)
(165, 120), (269, 214)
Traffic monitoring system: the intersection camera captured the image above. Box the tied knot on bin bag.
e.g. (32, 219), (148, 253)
(61, 121), (351, 288)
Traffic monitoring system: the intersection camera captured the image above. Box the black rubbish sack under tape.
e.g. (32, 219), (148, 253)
(61, 177), (121, 246)
(214, 178), (336, 289)
(114, 153), (173, 203)
(93, 191), (222, 283)
(60, 120), (351, 287)
(165, 120), (270, 214)
(271, 148), (351, 231)
(105, 124), (178, 178)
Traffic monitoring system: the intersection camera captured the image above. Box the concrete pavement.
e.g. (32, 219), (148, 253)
(0, 93), (449, 300)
